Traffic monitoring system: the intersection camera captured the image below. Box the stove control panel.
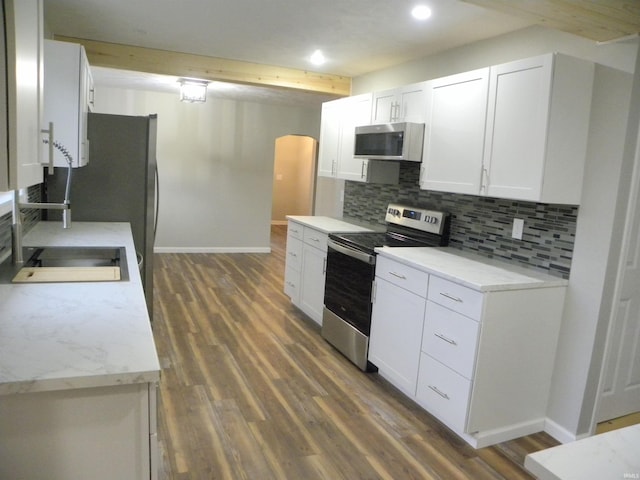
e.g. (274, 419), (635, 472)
(385, 203), (448, 235)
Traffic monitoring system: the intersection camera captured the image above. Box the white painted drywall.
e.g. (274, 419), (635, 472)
(93, 87), (320, 252)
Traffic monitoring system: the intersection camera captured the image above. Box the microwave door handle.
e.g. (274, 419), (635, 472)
(327, 239), (376, 265)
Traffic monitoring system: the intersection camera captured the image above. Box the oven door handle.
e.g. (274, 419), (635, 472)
(327, 239), (376, 265)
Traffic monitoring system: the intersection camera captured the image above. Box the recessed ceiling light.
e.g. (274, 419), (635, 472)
(411, 5), (432, 20)
(310, 49), (326, 66)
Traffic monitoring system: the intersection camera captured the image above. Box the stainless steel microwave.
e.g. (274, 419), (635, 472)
(354, 122), (424, 162)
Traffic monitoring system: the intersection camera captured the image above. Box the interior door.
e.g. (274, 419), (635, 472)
(597, 108), (640, 422)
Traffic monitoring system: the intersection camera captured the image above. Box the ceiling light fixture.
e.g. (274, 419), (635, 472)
(309, 50), (326, 66)
(411, 5), (432, 20)
(178, 78), (209, 103)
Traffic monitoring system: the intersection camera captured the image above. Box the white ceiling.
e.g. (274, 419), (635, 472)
(43, 0), (535, 106)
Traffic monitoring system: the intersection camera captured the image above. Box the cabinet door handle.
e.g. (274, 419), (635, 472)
(323, 257), (327, 275)
(428, 385), (450, 400)
(434, 332), (457, 345)
(361, 161), (366, 179)
(389, 271), (407, 280)
(371, 280), (377, 303)
(41, 122), (55, 174)
(439, 292), (463, 303)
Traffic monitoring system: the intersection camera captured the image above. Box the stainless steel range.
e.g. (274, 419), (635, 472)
(321, 203), (450, 371)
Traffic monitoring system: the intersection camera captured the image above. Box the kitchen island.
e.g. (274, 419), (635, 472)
(0, 221), (160, 480)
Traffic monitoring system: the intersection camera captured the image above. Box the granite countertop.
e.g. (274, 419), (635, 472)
(524, 424), (640, 480)
(0, 221), (160, 395)
(286, 215), (381, 234)
(375, 246), (568, 292)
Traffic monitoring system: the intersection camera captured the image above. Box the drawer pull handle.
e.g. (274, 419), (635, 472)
(389, 271), (407, 280)
(310, 237), (320, 242)
(434, 332), (457, 345)
(428, 385), (450, 400)
(440, 292), (463, 303)
(289, 252), (297, 257)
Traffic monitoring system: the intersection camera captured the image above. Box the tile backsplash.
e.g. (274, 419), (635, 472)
(0, 185), (42, 262)
(343, 162), (577, 279)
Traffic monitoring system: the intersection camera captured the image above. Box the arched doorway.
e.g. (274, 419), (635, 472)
(271, 135), (318, 224)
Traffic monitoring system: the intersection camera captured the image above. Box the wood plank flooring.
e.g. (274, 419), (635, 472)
(152, 225), (559, 479)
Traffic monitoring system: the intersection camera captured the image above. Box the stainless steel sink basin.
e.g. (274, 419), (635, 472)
(12, 246), (129, 283)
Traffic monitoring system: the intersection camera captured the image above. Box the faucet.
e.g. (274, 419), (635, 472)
(11, 132), (74, 265)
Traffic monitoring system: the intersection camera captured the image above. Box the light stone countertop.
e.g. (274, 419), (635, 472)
(0, 221), (160, 395)
(286, 215), (380, 234)
(524, 424), (640, 480)
(375, 246), (568, 291)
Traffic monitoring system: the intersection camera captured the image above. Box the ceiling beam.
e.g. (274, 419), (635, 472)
(460, 0), (640, 42)
(54, 36), (351, 97)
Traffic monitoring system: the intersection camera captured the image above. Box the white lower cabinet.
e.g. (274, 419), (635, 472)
(369, 253), (566, 447)
(0, 382), (158, 480)
(284, 220), (327, 325)
(369, 276), (427, 396)
(300, 241), (327, 324)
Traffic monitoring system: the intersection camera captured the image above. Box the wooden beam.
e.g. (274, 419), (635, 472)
(460, 0), (640, 42)
(54, 36), (351, 97)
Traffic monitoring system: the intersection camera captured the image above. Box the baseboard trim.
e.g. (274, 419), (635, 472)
(154, 247), (271, 254)
(543, 418), (591, 444)
(464, 419), (546, 448)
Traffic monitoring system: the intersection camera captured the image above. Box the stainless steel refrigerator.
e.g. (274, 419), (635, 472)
(45, 113), (158, 319)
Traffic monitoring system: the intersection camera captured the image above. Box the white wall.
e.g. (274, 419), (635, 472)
(94, 87), (320, 252)
(343, 25), (639, 441)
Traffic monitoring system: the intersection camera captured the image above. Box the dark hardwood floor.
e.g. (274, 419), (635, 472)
(152, 225), (558, 479)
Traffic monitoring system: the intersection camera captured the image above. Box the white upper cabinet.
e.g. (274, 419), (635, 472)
(420, 68), (490, 195)
(420, 53), (594, 204)
(43, 40), (94, 168)
(317, 98), (342, 178)
(483, 54), (593, 203)
(371, 81), (428, 124)
(1, 0), (45, 191)
(317, 94), (399, 184)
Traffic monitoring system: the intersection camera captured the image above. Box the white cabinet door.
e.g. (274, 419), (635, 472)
(420, 68), (489, 195)
(317, 99), (341, 178)
(369, 277), (426, 396)
(371, 82), (428, 123)
(1, 0), (44, 191)
(300, 242), (326, 325)
(337, 94), (372, 181)
(43, 40), (92, 168)
(0, 383), (153, 480)
(483, 55), (552, 201)
(483, 53), (593, 203)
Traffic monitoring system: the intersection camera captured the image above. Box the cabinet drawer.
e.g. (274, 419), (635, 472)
(416, 353), (472, 434)
(423, 301), (479, 379)
(376, 256), (429, 298)
(428, 276), (483, 319)
(284, 264), (300, 303)
(287, 221), (303, 240)
(303, 227), (328, 251)
(285, 237), (303, 271)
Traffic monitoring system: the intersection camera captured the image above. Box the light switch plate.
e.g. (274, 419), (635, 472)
(512, 218), (524, 240)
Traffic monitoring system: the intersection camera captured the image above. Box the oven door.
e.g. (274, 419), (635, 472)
(323, 239), (376, 336)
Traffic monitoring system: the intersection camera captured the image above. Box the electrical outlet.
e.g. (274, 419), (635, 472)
(512, 218), (524, 240)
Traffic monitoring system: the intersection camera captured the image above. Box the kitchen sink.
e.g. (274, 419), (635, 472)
(10, 246), (129, 283)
